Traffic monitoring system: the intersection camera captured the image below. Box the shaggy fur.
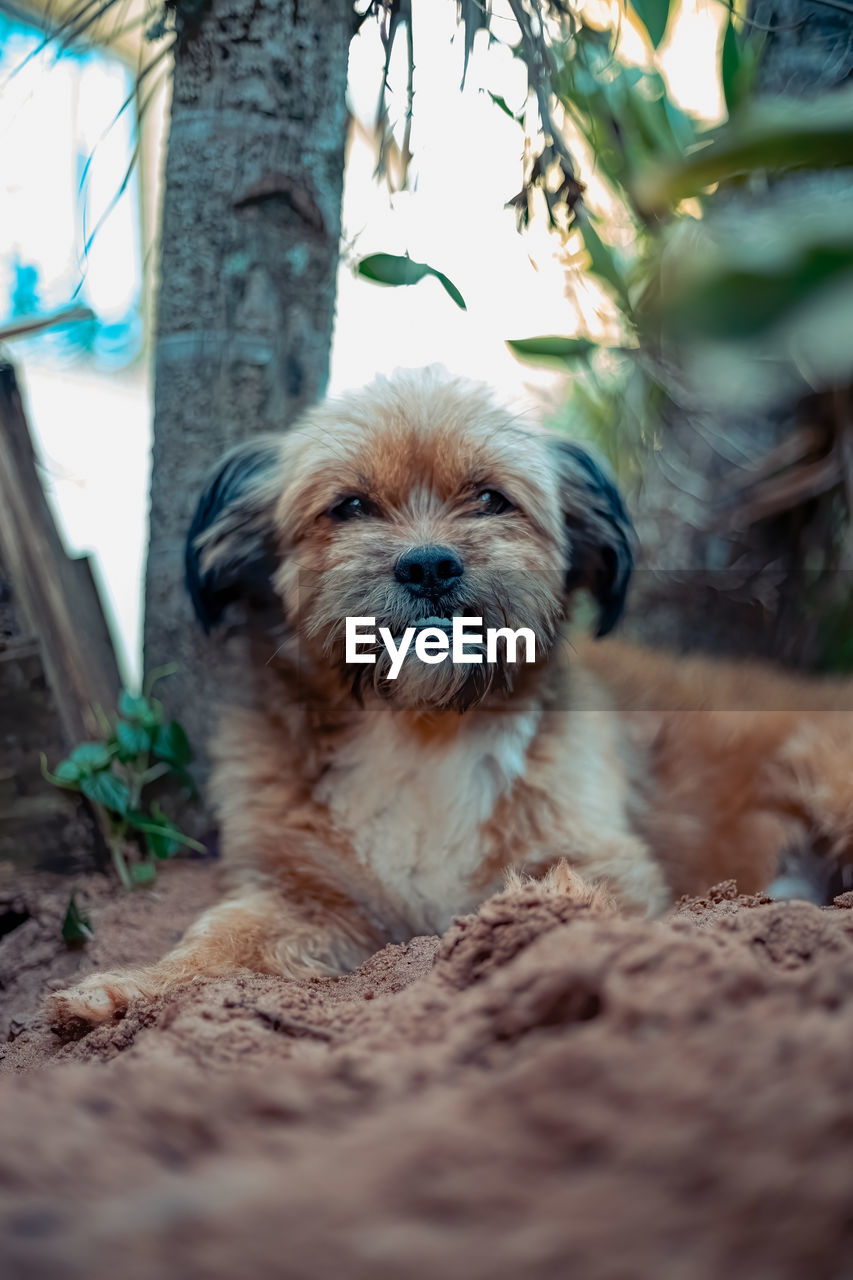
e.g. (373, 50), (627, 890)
(49, 368), (853, 1024)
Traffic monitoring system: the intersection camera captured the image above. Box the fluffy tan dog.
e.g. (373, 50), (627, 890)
(51, 367), (853, 1024)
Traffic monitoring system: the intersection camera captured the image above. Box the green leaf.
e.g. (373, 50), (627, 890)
(577, 217), (633, 315)
(356, 253), (467, 310)
(118, 690), (162, 730)
(664, 248), (853, 341)
(487, 92), (524, 126)
(69, 742), (112, 772)
(143, 803), (184, 858)
(55, 759), (82, 784)
(170, 765), (198, 799)
(631, 0), (672, 48)
(506, 335), (596, 367)
(62, 894), (94, 946)
(662, 95), (696, 153)
(40, 754), (81, 790)
(634, 88), (853, 213)
(81, 771), (130, 817)
(145, 827), (182, 859)
(116, 719), (152, 760)
(119, 689), (148, 721)
(721, 18), (741, 118)
(152, 721), (192, 769)
(125, 810), (207, 854)
(129, 862), (157, 886)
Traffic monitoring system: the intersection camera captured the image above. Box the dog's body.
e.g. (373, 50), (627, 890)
(50, 369), (853, 1024)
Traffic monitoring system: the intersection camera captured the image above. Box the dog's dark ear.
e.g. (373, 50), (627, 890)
(185, 439), (284, 632)
(549, 439), (635, 637)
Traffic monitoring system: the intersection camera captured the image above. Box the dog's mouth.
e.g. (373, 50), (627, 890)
(410, 614), (454, 631)
(387, 613), (456, 641)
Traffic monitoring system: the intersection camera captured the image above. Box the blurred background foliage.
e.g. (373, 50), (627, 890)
(364, 0), (853, 667)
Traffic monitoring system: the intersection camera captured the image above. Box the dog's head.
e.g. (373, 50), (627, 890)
(187, 368), (633, 710)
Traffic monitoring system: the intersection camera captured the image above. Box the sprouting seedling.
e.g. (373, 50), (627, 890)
(42, 665), (205, 889)
(62, 894), (94, 946)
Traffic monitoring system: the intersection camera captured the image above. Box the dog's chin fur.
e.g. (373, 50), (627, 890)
(300, 576), (565, 712)
(348, 640), (523, 713)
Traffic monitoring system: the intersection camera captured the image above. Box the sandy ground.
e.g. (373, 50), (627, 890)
(2, 861), (853, 1279)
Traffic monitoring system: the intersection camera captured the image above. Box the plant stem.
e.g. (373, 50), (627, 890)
(109, 835), (133, 890)
(140, 761), (171, 787)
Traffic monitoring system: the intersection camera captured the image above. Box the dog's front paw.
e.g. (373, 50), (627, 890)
(539, 859), (618, 912)
(47, 971), (150, 1026)
(506, 860), (618, 915)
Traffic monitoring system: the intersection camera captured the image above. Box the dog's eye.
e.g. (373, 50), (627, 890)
(330, 495), (374, 521)
(474, 489), (514, 516)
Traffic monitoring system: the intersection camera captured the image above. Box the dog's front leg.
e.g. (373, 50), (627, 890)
(47, 886), (380, 1027)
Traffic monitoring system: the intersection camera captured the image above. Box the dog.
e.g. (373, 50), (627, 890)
(50, 366), (853, 1024)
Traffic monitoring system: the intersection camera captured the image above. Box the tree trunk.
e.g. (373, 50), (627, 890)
(144, 0), (355, 804)
(629, 0), (853, 665)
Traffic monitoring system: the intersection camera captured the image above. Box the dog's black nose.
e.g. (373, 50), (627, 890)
(394, 545), (464, 595)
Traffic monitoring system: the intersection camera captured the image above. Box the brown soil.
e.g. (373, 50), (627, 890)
(2, 863), (853, 1279)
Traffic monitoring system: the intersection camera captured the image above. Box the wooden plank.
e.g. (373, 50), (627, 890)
(0, 356), (122, 745)
(0, 575), (104, 876)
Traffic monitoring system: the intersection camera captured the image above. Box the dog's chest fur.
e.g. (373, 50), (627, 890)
(314, 707), (541, 934)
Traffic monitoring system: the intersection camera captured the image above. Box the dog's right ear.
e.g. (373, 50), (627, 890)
(185, 439), (284, 633)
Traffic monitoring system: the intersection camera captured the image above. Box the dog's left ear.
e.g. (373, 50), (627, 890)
(185, 439), (285, 633)
(548, 439), (635, 637)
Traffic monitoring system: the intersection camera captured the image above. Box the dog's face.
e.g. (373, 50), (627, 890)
(187, 369), (633, 711)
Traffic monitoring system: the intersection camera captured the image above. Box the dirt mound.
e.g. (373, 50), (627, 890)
(3, 865), (853, 1279)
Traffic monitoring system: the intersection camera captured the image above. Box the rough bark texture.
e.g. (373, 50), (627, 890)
(629, 1), (853, 664)
(144, 0), (355, 804)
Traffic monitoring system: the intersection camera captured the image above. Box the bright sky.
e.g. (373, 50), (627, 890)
(2, 0), (726, 684)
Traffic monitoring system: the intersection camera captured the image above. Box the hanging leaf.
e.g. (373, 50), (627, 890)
(507, 335), (597, 367)
(631, 0), (672, 49)
(356, 254), (467, 310)
(721, 18), (741, 118)
(487, 92), (524, 126)
(458, 0), (490, 87)
(62, 895), (94, 946)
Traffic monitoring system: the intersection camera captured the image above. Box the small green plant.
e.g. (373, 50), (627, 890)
(62, 894), (94, 946)
(42, 665), (205, 889)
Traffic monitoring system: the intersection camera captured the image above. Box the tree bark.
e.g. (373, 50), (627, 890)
(144, 0), (355, 803)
